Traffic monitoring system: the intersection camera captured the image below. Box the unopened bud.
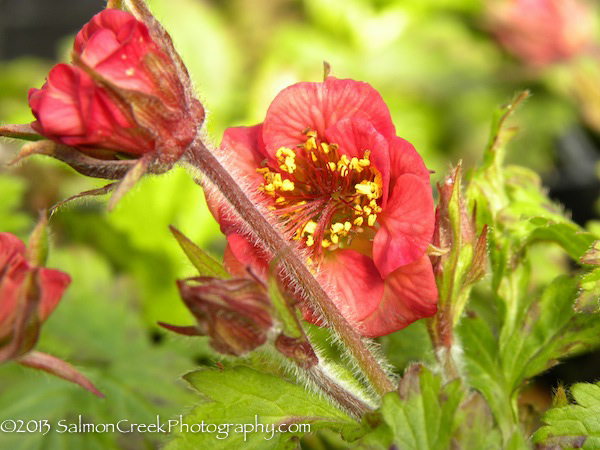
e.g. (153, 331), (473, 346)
(173, 277), (273, 356)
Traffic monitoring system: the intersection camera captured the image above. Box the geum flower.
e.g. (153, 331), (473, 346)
(209, 77), (438, 338)
(0, 232), (101, 396)
(10, 9), (202, 182)
(487, 0), (595, 67)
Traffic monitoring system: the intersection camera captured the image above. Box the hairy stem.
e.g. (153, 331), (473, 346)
(305, 365), (372, 418)
(187, 140), (395, 398)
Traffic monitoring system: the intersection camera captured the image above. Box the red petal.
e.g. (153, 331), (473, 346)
(0, 232), (26, 266)
(207, 125), (267, 234)
(220, 125), (267, 188)
(318, 250), (384, 323)
(324, 118), (391, 206)
(388, 137), (430, 191)
(74, 9), (137, 55)
(358, 254), (438, 337)
(18, 351), (103, 397)
(80, 28), (121, 67)
(29, 65), (85, 137)
(37, 268), (71, 322)
(373, 173), (434, 277)
(262, 77), (396, 159)
(224, 234), (268, 278)
(92, 23), (158, 94)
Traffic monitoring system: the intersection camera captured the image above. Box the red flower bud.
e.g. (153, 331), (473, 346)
(487, 0), (595, 67)
(172, 277), (274, 356)
(27, 9), (202, 168)
(0, 232), (70, 362)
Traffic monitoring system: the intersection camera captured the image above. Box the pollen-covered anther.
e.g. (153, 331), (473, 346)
(276, 147), (297, 173)
(355, 180), (382, 200)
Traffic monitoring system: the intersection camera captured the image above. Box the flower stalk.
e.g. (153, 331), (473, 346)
(186, 139), (396, 398)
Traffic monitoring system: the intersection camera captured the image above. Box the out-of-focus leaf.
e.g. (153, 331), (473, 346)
(166, 366), (356, 449)
(533, 382), (600, 449)
(0, 175), (30, 235)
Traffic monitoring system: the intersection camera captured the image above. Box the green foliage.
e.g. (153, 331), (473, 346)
(166, 366), (356, 449)
(457, 93), (600, 447)
(357, 365), (463, 449)
(170, 226), (228, 278)
(533, 382), (600, 449)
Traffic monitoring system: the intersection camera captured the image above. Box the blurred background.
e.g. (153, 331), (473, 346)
(0, 0), (599, 448)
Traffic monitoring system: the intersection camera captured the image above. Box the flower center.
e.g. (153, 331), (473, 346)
(257, 130), (383, 258)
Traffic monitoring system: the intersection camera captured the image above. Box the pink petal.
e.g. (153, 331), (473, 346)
(318, 250), (384, 323)
(37, 268), (71, 322)
(262, 77), (396, 159)
(373, 173), (435, 277)
(358, 254), (438, 337)
(388, 137), (431, 190)
(324, 118), (391, 207)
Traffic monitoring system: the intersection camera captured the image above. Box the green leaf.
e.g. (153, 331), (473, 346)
(357, 365), (463, 449)
(166, 366), (356, 449)
(458, 316), (517, 444)
(170, 226), (228, 278)
(533, 381), (600, 449)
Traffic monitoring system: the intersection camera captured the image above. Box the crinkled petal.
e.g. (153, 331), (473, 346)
(324, 118), (391, 206)
(318, 250), (384, 323)
(374, 173), (434, 277)
(388, 137), (431, 190)
(358, 254), (438, 338)
(37, 268), (71, 322)
(263, 77), (396, 159)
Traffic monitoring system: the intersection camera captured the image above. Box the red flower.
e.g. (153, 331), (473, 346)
(0, 232), (70, 361)
(209, 77), (438, 338)
(28, 9), (199, 163)
(487, 0), (594, 66)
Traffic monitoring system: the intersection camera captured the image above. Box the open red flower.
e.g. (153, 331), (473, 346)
(0, 232), (70, 360)
(28, 9), (199, 163)
(209, 77), (438, 337)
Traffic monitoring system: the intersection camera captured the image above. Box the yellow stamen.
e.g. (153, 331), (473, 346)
(368, 214), (377, 226)
(354, 217), (364, 226)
